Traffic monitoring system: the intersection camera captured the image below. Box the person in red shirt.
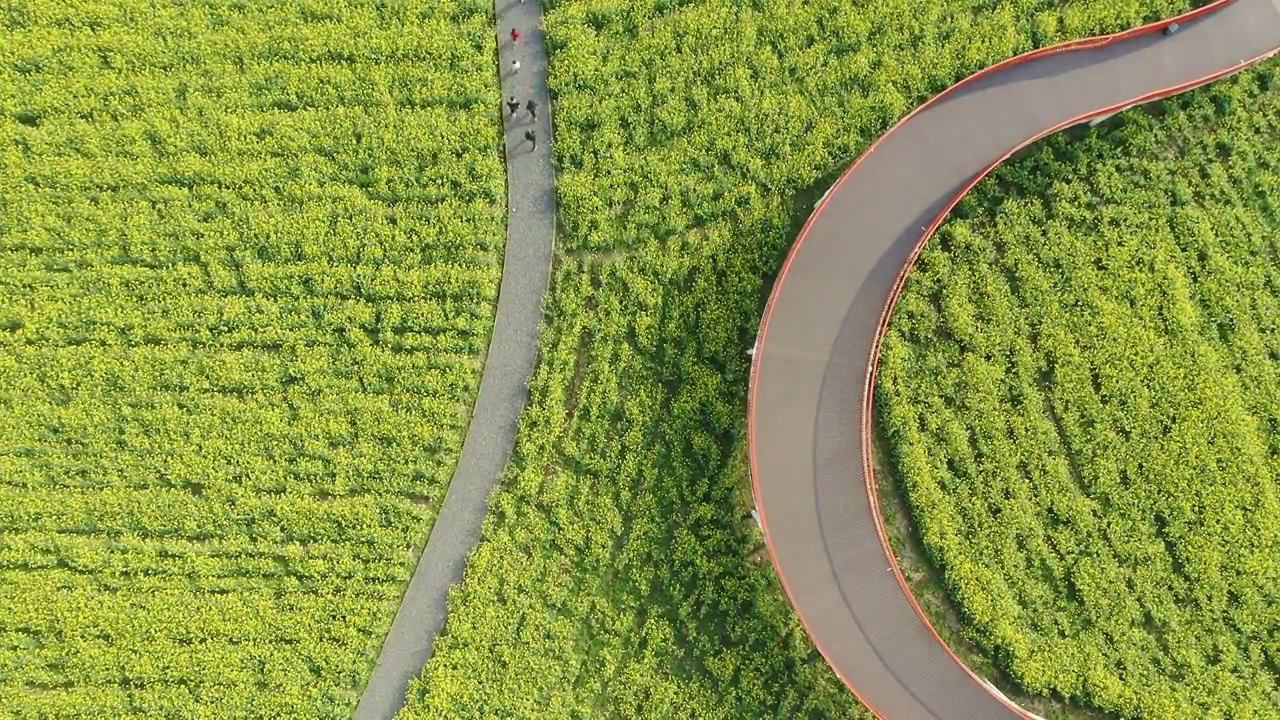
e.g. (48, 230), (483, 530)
(510, 28), (520, 44)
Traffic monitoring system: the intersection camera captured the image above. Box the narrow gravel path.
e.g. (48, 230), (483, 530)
(354, 1), (556, 716)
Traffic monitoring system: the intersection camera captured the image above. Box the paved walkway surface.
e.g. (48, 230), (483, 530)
(748, 1), (1280, 719)
(354, 1), (556, 717)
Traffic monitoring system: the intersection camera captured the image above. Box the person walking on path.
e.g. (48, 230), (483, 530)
(506, 96), (520, 118)
(510, 59), (521, 75)
(524, 129), (536, 151)
(526, 99), (537, 122)
(510, 28), (520, 44)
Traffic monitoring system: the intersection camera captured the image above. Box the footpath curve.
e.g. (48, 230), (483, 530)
(355, 0), (556, 716)
(747, 1), (1280, 719)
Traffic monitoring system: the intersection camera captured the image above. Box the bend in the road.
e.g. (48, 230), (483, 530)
(749, 1), (1280, 719)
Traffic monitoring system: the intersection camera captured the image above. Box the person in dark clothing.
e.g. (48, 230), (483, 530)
(526, 99), (537, 121)
(524, 129), (536, 150)
(506, 96), (520, 118)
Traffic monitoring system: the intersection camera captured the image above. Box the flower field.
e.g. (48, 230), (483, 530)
(876, 61), (1280, 718)
(7, 0), (1269, 715)
(401, 0), (1210, 717)
(0, 0), (503, 716)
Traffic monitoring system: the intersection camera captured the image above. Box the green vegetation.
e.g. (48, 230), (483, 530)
(403, 0), (1205, 716)
(1, 0), (502, 716)
(876, 61), (1280, 718)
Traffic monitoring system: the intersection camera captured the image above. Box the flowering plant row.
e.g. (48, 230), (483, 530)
(0, 0), (504, 715)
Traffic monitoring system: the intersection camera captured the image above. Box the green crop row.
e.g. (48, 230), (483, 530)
(876, 62), (1280, 718)
(0, 0), (503, 716)
(402, 0), (1205, 717)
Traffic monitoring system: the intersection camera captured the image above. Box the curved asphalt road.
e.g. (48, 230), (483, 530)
(747, 1), (1280, 718)
(354, 0), (557, 716)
